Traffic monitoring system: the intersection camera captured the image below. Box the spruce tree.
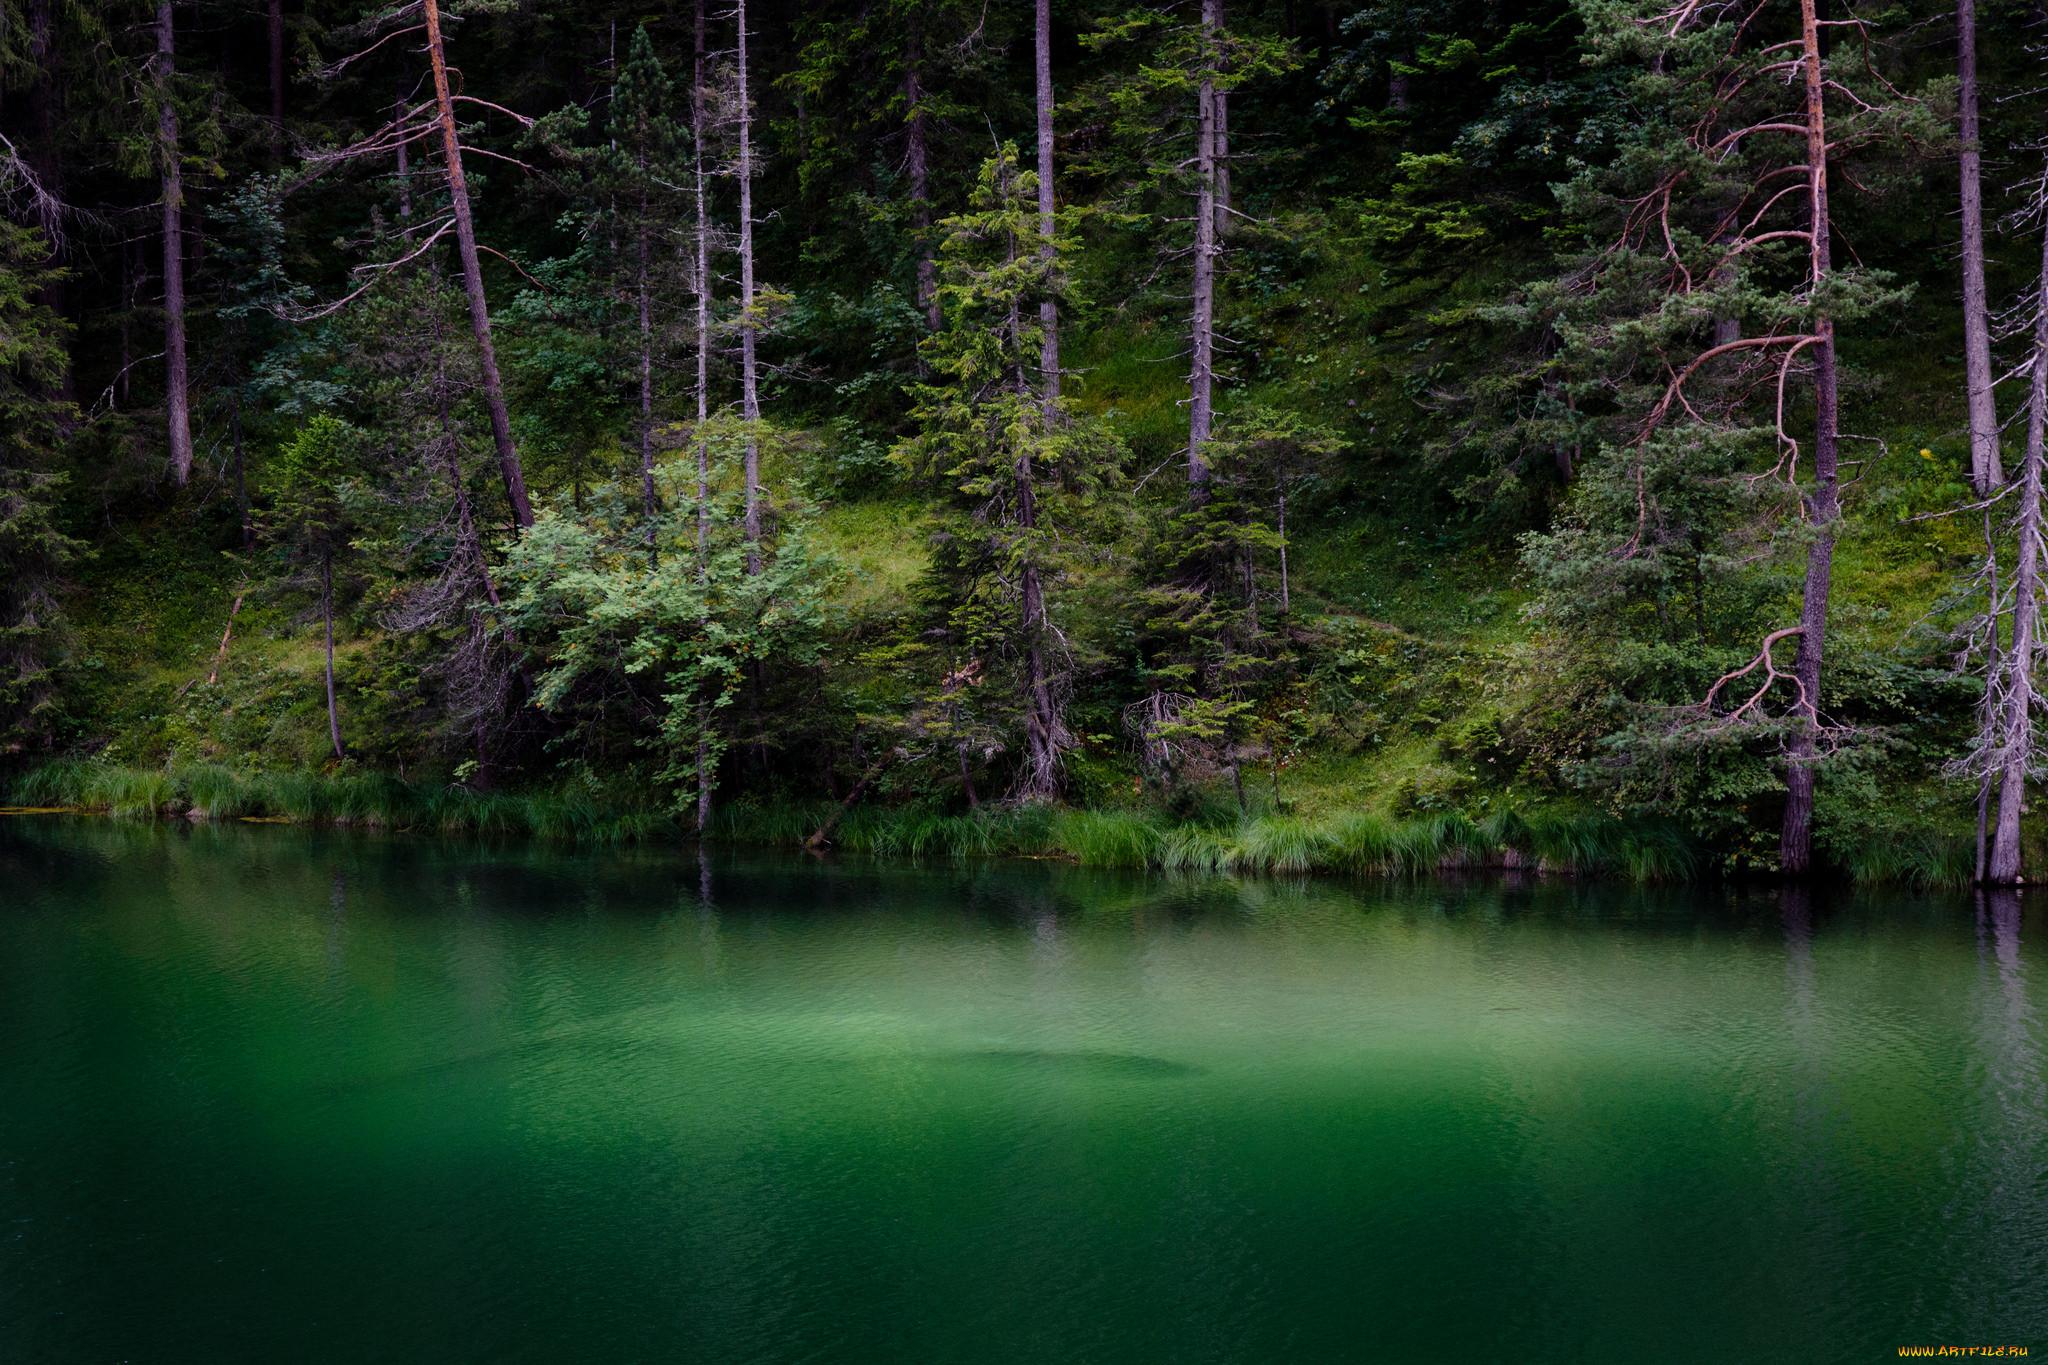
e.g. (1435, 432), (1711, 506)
(0, 221), (80, 753)
(895, 145), (1126, 800)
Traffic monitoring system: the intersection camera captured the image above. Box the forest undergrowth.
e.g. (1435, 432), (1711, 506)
(4, 0), (2043, 886)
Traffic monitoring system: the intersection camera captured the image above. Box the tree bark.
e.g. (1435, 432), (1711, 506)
(269, 0), (285, 164)
(207, 583), (246, 685)
(958, 740), (979, 807)
(1277, 481), (1290, 612)
(157, 1), (194, 486)
(638, 205), (654, 521)
(693, 0), (714, 835)
(1213, 0), (1230, 239)
(907, 26), (940, 332)
(1780, 0), (1839, 874)
(737, 0), (762, 573)
(1017, 333), (1057, 798)
(395, 86), (412, 218)
(422, 0), (533, 528)
(1036, 0), (1059, 408)
(1187, 0), (1219, 500)
(231, 392), (251, 548)
(323, 547), (344, 760)
(431, 275), (503, 609)
(27, 0), (71, 403)
(1987, 222), (2048, 883)
(1977, 507), (1999, 883)
(694, 0), (711, 559)
(806, 749), (894, 849)
(120, 237), (134, 405)
(1959, 0), (2003, 494)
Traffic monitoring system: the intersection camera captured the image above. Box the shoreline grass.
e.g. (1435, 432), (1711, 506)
(8, 760), (675, 846)
(706, 800), (1709, 881)
(7, 761), (1971, 886)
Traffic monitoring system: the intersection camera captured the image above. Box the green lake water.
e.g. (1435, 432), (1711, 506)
(1, 819), (2042, 1363)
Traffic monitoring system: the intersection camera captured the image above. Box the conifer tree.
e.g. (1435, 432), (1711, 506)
(896, 145), (1126, 800)
(1079, 5), (1295, 501)
(1510, 0), (1932, 867)
(266, 414), (366, 762)
(0, 220), (79, 752)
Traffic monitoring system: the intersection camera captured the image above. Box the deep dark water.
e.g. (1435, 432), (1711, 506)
(0, 818), (2042, 1364)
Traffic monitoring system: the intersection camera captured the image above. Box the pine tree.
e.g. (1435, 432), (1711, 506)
(1508, 0), (1934, 865)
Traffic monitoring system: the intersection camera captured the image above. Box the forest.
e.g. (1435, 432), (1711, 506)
(1, 0), (2043, 882)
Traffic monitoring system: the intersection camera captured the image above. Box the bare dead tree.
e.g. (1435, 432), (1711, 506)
(1958, 0), (2004, 495)
(1985, 194), (2048, 882)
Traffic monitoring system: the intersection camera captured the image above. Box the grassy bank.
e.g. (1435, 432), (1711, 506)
(710, 799), (1970, 886)
(7, 761), (676, 845)
(6, 762), (1974, 886)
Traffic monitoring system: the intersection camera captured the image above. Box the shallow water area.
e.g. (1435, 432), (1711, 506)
(0, 818), (2043, 1363)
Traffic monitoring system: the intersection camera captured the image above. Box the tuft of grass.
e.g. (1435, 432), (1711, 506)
(1839, 829), (1974, 888)
(1327, 812), (1397, 871)
(1154, 822), (1236, 872)
(1233, 816), (1332, 873)
(1050, 809), (1161, 867)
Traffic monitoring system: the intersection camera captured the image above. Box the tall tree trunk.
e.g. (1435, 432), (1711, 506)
(231, 392), (250, 549)
(1780, 0), (1840, 874)
(269, 0), (285, 164)
(1977, 508), (2000, 883)
(907, 27), (940, 332)
(693, 0), (715, 835)
(638, 179), (654, 521)
(1009, 265), (1059, 798)
(1277, 480), (1290, 613)
(737, 0), (762, 573)
(323, 546), (344, 760)
(1036, 0), (1059, 408)
(422, 0), (534, 528)
(395, 87), (412, 219)
(430, 268), (503, 609)
(119, 239), (133, 405)
(157, 1), (194, 486)
(27, 0), (71, 404)
(693, 0), (711, 560)
(1187, 0), (1219, 500)
(1959, 0), (2003, 494)
(1986, 222), (2048, 883)
(1213, 0), (1230, 239)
